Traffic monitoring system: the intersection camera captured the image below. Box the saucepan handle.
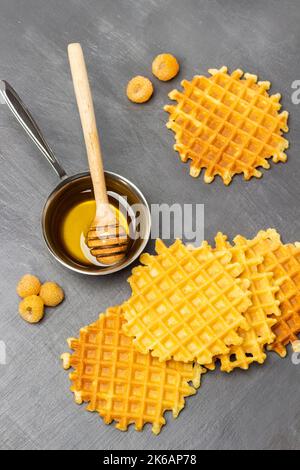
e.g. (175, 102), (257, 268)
(0, 80), (67, 179)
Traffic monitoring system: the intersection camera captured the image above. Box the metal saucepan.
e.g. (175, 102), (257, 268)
(0, 80), (151, 275)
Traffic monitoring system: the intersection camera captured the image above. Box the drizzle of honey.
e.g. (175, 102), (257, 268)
(60, 199), (129, 266)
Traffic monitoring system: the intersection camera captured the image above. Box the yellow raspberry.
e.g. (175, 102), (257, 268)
(40, 282), (64, 307)
(152, 53), (180, 81)
(19, 295), (44, 324)
(17, 274), (41, 298)
(126, 76), (154, 103)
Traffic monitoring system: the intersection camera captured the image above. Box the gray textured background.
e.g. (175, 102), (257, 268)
(0, 0), (299, 451)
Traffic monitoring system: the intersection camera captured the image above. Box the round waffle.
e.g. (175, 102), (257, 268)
(123, 239), (252, 364)
(235, 229), (300, 357)
(61, 306), (205, 435)
(207, 233), (280, 372)
(165, 66), (289, 185)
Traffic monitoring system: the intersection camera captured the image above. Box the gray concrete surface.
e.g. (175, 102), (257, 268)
(0, 0), (299, 451)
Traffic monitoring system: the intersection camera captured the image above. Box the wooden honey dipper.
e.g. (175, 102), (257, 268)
(68, 43), (129, 265)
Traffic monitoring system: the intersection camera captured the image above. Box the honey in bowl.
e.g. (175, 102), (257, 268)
(42, 172), (151, 275)
(59, 192), (132, 267)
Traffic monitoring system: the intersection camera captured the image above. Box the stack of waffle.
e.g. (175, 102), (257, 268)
(62, 228), (300, 434)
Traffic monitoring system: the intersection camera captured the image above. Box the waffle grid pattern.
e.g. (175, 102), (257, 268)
(235, 230), (300, 357)
(61, 306), (204, 435)
(123, 239), (252, 364)
(207, 233), (280, 372)
(165, 66), (289, 185)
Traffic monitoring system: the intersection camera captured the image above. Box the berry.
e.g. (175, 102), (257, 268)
(152, 54), (180, 81)
(17, 274), (41, 298)
(126, 76), (154, 103)
(40, 282), (64, 307)
(19, 295), (44, 323)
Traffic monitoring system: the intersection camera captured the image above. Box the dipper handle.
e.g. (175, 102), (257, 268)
(68, 43), (109, 210)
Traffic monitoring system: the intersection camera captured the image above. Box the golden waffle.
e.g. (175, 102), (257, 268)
(207, 233), (280, 372)
(235, 229), (300, 357)
(61, 306), (205, 435)
(123, 239), (252, 365)
(164, 66), (289, 185)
